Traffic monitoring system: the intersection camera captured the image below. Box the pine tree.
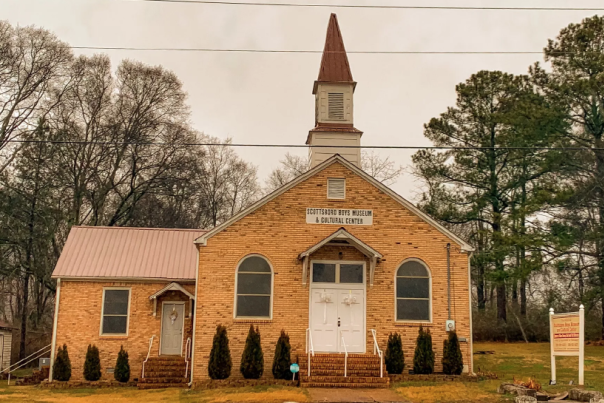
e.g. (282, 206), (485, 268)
(114, 345), (130, 382)
(442, 331), (464, 375)
(240, 325), (264, 379)
(413, 326), (434, 374)
(385, 332), (405, 374)
(83, 344), (102, 381)
(272, 330), (292, 379)
(208, 324), (232, 379)
(52, 344), (71, 381)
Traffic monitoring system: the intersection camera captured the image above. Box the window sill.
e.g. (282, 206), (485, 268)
(233, 319), (273, 324)
(99, 335), (129, 339)
(393, 322), (433, 327)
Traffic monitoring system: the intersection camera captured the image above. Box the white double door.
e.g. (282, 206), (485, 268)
(310, 288), (365, 353)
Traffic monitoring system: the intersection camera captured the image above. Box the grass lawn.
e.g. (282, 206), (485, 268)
(394, 342), (604, 403)
(1, 343), (602, 402)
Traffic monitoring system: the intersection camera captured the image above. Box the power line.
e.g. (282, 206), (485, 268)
(122, 0), (604, 12)
(70, 46), (549, 54)
(7, 139), (602, 151)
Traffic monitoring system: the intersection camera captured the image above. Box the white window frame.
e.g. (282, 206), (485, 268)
(327, 178), (346, 200)
(100, 287), (131, 336)
(310, 260), (366, 287)
(233, 254), (274, 320)
(394, 258), (432, 324)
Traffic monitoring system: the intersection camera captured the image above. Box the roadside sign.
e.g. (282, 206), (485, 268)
(549, 305), (585, 385)
(290, 363), (300, 381)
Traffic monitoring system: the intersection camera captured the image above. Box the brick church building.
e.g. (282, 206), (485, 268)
(50, 14), (474, 388)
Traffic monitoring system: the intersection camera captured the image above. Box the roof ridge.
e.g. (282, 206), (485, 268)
(72, 225), (207, 233)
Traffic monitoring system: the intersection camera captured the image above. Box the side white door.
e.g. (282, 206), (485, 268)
(337, 289), (365, 353)
(310, 288), (338, 352)
(160, 303), (184, 355)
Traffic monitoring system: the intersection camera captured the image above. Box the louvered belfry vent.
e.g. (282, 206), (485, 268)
(328, 92), (345, 120)
(327, 178), (346, 199)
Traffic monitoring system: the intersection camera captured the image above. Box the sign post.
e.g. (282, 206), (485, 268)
(290, 363), (299, 381)
(549, 305), (584, 385)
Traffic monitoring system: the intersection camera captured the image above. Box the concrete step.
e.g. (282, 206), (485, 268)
(137, 382), (188, 390)
(138, 377), (187, 384)
(303, 368), (381, 377)
(300, 375), (389, 384)
(300, 381), (389, 389)
(143, 370), (186, 378)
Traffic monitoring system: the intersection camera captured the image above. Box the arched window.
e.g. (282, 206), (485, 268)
(396, 260), (431, 322)
(235, 255), (272, 318)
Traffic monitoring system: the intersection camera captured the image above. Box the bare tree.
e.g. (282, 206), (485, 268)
(0, 21), (73, 172)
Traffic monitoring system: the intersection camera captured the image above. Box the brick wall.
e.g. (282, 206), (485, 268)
(193, 160), (471, 382)
(55, 281), (194, 381)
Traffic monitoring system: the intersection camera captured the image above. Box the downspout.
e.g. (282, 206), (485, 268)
(188, 248), (200, 387)
(468, 252), (475, 375)
(446, 243), (451, 320)
(49, 278), (61, 382)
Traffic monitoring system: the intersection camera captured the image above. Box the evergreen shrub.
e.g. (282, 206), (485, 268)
(240, 325), (264, 379)
(52, 344), (71, 381)
(208, 324), (232, 379)
(412, 326), (434, 374)
(83, 344), (102, 381)
(385, 332), (405, 374)
(114, 345), (130, 382)
(442, 330), (464, 375)
(272, 330), (292, 379)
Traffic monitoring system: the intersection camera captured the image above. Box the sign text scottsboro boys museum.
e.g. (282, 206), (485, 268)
(306, 208), (373, 225)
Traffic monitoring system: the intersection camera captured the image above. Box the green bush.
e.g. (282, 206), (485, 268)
(240, 325), (264, 379)
(442, 331), (464, 375)
(52, 344), (71, 381)
(412, 326), (434, 374)
(385, 332), (405, 374)
(114, 345), (130, 382)
(208, 324), (232, 379)
(83, 344), (102, 381)
(272, 330), (292, 379)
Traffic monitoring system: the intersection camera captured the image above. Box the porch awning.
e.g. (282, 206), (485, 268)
(149, 282), (195, 317)
(298, 228), (383, 286)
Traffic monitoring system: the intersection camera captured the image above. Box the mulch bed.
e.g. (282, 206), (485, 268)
(194, 379), (299, 389)
(389, 373), (478, 383)
(40, 380), (137, 389)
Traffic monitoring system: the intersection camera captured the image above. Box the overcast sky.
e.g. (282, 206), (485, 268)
(3, 0), (603, 200)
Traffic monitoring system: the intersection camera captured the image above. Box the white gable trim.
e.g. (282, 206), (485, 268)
(298, 227), (383, 260)
(149, 282), (195, 300)
(195, 155), (473, 252)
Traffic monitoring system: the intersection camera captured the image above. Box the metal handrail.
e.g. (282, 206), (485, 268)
(1, 344), (51, 375)
(370, 329), (383, 378)
(341, 335), (348, 377)
(184, 337), (191, 379)
(305, 328), (315, 377)
(142, 335), (156, 379)
(4, 345), (51, 385)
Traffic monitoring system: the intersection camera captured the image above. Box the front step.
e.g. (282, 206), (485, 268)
(138, 356), (188, 389)
(299, 353), (388, 388)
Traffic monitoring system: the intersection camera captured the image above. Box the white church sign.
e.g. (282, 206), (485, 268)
(306, 208), (373, 225)
(549, 305), (584, 385)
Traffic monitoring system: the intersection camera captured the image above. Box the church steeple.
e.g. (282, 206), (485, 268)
(308, 14), (362, 168)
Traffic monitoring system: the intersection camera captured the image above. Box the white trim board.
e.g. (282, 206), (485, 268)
(195, 154), (473, 252)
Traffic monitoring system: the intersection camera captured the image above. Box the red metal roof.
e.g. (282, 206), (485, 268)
(314, 13), (355, 92)
(52, 226), (206, 280)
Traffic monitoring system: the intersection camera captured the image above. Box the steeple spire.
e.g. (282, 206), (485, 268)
(313, 13), (355, 94)
(307, 14), (362, 168)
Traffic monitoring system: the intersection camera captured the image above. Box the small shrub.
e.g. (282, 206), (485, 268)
(442, 331), (464, 375)
(83, 344), (102, 381)
(240, 324), (264, 379)
(208, 324), (232, 379)
(272, 330), (292, 379)
(114, 345), (130, 382)
(52, 344), (71, 381)
(385, 332), (405, 374)
(413, 325), (434, 374)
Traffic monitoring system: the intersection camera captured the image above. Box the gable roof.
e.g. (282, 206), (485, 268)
(53, 226), (206, 281)
(298, 227), (383, 260)
(196, 155), (473, 252)
(313, 13), (355, 94)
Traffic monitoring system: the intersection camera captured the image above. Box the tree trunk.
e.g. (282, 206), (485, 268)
(477, 262), (486, 311)
(19, 273), (29, 360)
(520, 278), (527, 316)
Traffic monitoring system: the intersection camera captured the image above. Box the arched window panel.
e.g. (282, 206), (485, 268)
(396, 260), (431, 321)
(236, 255), (272, 318)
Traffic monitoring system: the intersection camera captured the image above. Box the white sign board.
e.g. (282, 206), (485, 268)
(549, 305), (585, 385)
(306, 208), (373, 225)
